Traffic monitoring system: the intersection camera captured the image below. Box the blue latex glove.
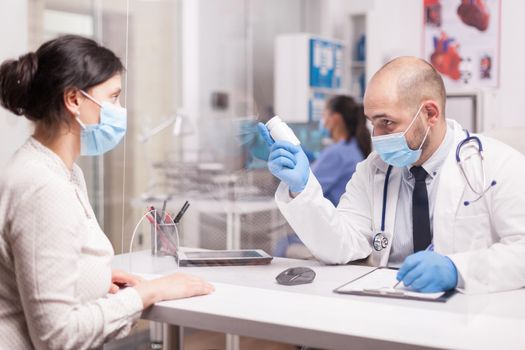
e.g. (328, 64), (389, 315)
(396, 251), (458, 293)
(257, 122), (310, 192)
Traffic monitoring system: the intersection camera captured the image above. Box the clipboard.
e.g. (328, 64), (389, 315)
(333, 267), (455, 303)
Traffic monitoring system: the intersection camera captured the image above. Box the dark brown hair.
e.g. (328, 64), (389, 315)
(0, 34), (124, 138)
(327, 95), (372, 158)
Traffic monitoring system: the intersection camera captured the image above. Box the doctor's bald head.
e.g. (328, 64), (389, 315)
(364, 56), (448, 166)
(365, 56), (446, 117)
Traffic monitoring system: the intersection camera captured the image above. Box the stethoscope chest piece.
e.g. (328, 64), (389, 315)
(373, 165), (393, 252)
(373, 232), (389, 251)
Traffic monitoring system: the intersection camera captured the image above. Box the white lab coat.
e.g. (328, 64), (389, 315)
(275, 119), (525, 294)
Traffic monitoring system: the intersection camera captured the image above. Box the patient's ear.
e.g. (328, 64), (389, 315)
(63, 88), (83, 117)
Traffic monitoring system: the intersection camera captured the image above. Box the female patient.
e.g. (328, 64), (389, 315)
(0, 35), (213, 350)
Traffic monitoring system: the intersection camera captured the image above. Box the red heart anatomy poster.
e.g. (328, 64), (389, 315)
(423, 0), (501, 88)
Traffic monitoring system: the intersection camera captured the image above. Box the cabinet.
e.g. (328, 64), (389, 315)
(346, 14), (367, 100)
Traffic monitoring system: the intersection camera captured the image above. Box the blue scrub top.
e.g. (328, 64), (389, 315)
(311, 138), (364, 206)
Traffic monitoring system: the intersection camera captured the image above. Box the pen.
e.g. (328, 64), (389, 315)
(147, 206), (158, 222)
(145, 210), (162, 232)
(393, 243), (434, 289)
(161, 199), (167, 222)
(173, 201), (190, 224)
(393, 279), (402, 289)
(149, 205), (169, 237)
(151, 206), (166, 226)
(145, 208), (158, 226)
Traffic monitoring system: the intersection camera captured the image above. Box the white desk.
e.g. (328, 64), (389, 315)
(113, 250), (525, 350)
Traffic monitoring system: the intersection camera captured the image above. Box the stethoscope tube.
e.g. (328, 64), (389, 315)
(380, 165), (393, 232)
(373, 165), (393, 251)
(455, 130), (497, 206)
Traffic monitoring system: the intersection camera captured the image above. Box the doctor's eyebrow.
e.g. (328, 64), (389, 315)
(369, 113), (392, 121)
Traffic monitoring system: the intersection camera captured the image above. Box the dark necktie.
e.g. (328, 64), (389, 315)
(410, 166), (431, 252)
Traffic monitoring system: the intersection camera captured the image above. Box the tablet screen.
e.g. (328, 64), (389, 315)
(184, 251), (264, 259)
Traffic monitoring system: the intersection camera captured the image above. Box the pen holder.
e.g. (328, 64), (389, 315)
(128, 208), (180, 273)
(151, 221), (179, 256)
(150, 220), (179, 265)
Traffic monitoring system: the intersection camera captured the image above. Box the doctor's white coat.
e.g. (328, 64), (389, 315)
(275, 119), (525, 294)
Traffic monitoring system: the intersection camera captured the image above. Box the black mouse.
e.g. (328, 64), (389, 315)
(276, 267), (316, 286)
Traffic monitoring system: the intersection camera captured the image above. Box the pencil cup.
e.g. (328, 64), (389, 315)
(150, 222), (180, 265)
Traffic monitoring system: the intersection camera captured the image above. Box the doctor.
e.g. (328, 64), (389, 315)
(259, 57), (525, 293)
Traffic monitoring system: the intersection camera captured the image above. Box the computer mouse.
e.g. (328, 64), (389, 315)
(276, 266), (316, 286)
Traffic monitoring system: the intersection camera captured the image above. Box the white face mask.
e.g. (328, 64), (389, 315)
(371, 104), (430, 167)
(76, 90), (127, 156)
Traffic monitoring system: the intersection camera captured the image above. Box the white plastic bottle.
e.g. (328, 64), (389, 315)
(265, 116), (301, 146)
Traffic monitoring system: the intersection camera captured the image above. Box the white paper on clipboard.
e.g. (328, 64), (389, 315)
(335, 268), (445, 300)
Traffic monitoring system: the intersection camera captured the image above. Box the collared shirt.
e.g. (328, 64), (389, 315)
(388, 124), (454, 266)
(0, 137), (143, 350)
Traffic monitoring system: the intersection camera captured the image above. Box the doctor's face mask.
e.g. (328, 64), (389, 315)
(371, 104), (430, 168)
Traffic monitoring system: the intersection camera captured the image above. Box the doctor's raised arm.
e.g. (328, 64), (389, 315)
(259, 56), (525, 294)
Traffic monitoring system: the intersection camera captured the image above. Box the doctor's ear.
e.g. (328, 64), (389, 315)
(422, 101), (440, 127)
(63, 88), (83, 116)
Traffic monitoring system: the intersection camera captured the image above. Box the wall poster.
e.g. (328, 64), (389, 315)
(424, 0), (501, 88)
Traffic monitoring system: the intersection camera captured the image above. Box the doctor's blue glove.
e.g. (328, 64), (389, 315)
(257, 122), (310, 193)
(396, 251), (458, 293)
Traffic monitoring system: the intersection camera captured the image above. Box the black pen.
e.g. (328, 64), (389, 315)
(173, 201), (190, 224)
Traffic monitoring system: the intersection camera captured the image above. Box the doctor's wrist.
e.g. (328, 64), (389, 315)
(444, 256), (459, 289)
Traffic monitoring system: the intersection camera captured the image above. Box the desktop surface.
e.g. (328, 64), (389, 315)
(113, 250), (525, 350)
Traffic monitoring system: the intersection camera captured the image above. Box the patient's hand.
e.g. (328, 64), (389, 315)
(134, 273), (214, 308)
(109, 269), (144, 294)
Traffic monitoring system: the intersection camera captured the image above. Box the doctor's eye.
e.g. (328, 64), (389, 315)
(381, 119), (393, 127)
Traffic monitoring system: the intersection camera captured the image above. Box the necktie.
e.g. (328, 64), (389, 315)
(410, 166), (431, 252)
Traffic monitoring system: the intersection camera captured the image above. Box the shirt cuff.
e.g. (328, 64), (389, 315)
(456, 268), (466, 290)
(114, 287), (144, 321)
(447, 252), (488, 294)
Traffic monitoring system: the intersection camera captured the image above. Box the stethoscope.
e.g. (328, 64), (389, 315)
(373, 165), (393, 252)
(456, 130), (497, 206)
(372, 130), (496, 252)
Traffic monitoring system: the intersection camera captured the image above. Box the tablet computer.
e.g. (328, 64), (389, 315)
(179, 249), (273, 267)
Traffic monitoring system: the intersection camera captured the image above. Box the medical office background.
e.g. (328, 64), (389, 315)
(0, 0), (524, 347)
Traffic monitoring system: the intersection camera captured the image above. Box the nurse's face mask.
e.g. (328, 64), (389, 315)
(371, 104), (430, 168)
(75, 90), (127, 156)
(319, 112), (331, 139)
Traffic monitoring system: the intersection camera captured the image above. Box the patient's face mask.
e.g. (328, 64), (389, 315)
(371, 104), (430, 168)
(76, 90), (127, 156)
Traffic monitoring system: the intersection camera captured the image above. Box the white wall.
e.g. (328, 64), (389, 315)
(182, 0), (248, 167)
(486, 0), (525, 129)
(366, 0), (423, 78)
(251, 0), (306, 119)
(0, 0), (31, 170)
